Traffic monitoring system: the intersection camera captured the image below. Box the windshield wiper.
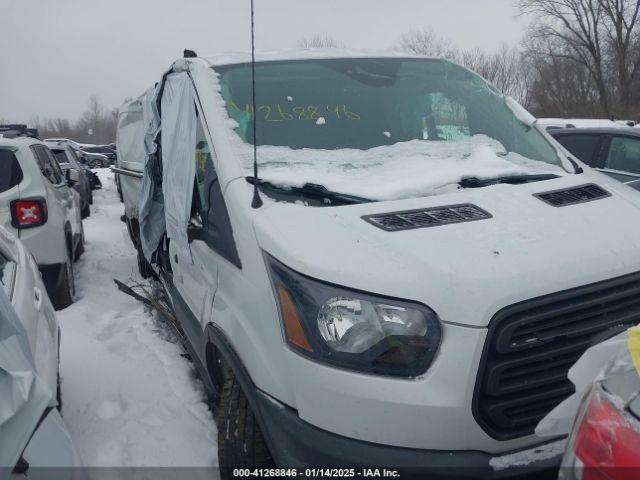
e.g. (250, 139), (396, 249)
(458, 173), (560, 189)
(246, 177), (372, 205)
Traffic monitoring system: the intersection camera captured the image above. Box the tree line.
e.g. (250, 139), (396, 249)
(26, 95), (118, 145)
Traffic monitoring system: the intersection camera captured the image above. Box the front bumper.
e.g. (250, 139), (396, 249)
(254, 389), (561, 479)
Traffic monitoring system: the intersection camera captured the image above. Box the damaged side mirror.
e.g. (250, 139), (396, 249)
(65, 169), (76, 187)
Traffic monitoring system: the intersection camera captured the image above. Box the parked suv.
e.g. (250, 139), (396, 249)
(127, 52), (640, 477)
(0, 135), (83, 310)
(549, 127), (640, 191)
(47, 142), (92, 218)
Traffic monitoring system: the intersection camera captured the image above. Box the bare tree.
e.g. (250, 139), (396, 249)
(524, 36), (601, 116)
(460, 45), (529, 101)
(599, 0), (640, 113)
(29, 95), (117, 144)
(519, 0), (610, 114)
(297, 34), (343, 49)
(396, 27), (459, 60)
(519, 0), (640, 117)
(396, 30), (530, 104)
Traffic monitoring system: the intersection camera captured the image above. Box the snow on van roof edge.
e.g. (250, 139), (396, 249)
(202, 48), (437, 67)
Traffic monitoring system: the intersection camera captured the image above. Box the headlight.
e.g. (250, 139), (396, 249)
(266, 254), (442, 377)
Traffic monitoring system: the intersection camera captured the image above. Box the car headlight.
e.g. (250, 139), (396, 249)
(266, 254), (442, 377)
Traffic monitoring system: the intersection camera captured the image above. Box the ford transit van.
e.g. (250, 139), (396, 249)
(126, 51), (640, 477)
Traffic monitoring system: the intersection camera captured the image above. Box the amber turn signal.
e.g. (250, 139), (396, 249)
(276, 285), (313, 352)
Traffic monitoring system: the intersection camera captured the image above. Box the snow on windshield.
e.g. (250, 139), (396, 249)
(209, 57), (568, 201)
(231, 132), (566, 201)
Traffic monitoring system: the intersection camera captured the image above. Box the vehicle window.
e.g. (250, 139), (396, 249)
(44, 147), (65, 183)
(217, 58), (562, 167)
(0, 149), (23, 193)
(0, 253), (16, 297)
(193, 113), (214, 216)
(606, 136), (640, 174)
(66, 147), (79, 162)
(52, 149), (70, 165)
(31, 145), (62, 184)
(553, 134), (601, 165)
(191, 110), (240, 267)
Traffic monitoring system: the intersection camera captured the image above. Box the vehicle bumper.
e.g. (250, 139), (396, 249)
(39, 263), (65, 298)
(254, 389), (561, 479)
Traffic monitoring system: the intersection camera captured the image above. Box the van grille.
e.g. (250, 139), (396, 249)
(534, 184), (610, 207)
(363, 204), (491, 232)
(474, 271), (640, 440)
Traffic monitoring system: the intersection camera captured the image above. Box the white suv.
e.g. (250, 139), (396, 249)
(0, 135), (83, 310)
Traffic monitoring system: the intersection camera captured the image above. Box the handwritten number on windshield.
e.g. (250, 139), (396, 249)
(230, 101), (361, 122)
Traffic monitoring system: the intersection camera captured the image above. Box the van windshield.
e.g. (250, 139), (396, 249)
(216, 58), (567, 201)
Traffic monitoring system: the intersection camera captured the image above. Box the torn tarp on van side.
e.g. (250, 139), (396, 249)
(0, 287), (53, 472)
(161, 72), (197, 257)
(138, 68), (197, 260)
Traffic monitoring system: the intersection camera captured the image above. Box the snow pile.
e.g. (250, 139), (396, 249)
(489, 439), (567, 471)
(58, 169), (217, 467)
(233, 134), (566, 201)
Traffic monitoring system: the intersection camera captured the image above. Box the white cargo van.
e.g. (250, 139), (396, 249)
(124, 51), (640, 477)
(113, 96), (152, 276)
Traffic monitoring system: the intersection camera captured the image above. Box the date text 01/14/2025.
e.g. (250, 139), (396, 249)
(232, 469), (401, 478)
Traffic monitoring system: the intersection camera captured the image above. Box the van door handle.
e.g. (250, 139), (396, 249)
(34, 287), (43, 311)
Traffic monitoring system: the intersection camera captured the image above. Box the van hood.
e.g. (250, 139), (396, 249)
(253, 173), (640, 327)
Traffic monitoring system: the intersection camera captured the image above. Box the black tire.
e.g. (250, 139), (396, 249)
(217, 370), (274, 477)
(56, 368), (63, 412)
(52, 251), (74, 310)
(56, 329), (62, 412)
(74, 225), (85, 262)
(117, 176), (124, 203)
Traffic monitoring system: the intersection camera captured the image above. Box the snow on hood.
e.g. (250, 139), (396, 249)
(232, 134), (566, 201)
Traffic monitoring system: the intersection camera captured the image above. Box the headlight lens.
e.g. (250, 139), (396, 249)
(317, 297), (428, 353)
(266, 254), (441, 377)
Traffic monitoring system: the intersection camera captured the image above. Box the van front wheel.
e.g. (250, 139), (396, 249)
(217, 371), (274, 477)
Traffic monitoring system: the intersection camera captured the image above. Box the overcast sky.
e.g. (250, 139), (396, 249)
(1, 0), (526, 122)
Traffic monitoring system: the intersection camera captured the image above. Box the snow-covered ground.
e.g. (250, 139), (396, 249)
(57, 169), (218, 467)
